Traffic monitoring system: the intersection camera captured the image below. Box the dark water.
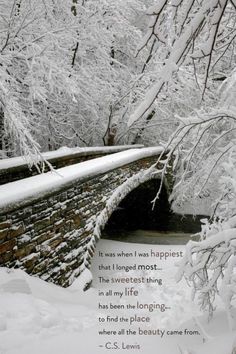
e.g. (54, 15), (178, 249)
(101, 229), (199, 245)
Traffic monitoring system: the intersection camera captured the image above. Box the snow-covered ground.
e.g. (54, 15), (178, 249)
(0, 239), (235, 354)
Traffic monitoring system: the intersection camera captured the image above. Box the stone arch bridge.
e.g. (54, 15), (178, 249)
(0, 146), (172, 287)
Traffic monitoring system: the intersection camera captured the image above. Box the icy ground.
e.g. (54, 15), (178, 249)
(0, 239), (235, 354)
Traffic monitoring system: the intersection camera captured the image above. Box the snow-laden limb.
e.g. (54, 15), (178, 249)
(128, 0), (233, 126)
(158, 103), (236, 214)
(165, 101), (236, 321)
(0, 78), (42, 165)
(176, 215), (236, 323)
(0, 0), (151, 155)
(0, 0), (84, 160)
(220, 255), (236, 330)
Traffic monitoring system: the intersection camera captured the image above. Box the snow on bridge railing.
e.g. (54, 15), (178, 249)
(0, 147), (165, 214)
(0, 145), (144, 171)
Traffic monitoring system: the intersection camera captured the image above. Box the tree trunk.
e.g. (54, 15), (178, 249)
(0, 108), (4, 152)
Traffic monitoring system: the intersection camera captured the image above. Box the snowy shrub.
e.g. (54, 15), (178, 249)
(176, 158), (236, 327)
(176, 216), (236, 320)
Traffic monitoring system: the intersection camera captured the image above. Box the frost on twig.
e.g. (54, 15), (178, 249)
(129, 0), (234, 126)
(176, 215), (236, 326)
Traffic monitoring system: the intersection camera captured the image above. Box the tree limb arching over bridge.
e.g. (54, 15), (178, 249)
(0, 146), (172, 288)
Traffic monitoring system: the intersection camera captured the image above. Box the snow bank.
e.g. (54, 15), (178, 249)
(0, 266), (98, 354)
(0, 239), (234, 354)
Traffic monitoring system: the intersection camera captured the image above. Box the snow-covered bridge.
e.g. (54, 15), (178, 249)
(0, 146), (171, 287)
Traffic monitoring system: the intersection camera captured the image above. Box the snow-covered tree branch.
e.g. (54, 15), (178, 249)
(128, 0), (235, 127)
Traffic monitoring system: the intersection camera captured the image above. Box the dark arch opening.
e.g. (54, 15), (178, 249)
(103, 179), (205, 240)
(104, 179), (171, 233)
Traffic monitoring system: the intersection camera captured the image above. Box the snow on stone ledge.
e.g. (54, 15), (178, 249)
(0, 147), (164, 212)
(0, 145), (144, 170)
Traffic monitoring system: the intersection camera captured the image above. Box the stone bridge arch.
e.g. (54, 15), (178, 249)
(84, 168), (169, 269)
(0, 148), (172, 287)
(103, 178), (170, 233)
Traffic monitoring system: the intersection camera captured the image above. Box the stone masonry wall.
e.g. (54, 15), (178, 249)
(0, 157), (163, 287)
